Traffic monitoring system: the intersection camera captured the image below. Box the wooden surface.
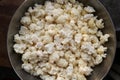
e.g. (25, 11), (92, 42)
(0, 0), (24, 67)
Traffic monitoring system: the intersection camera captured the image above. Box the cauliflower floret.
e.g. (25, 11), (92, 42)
(49, 51), (60, 63)
(45, 15), (54, 23)
(45, 43), (55, 54)
(35, 42), (43, 49)
(41, 75), (55, 80)
(22, 63), (33, 73)
(66, 64), (73, 77)
(90, 35), (99, 43)
(35, 9), (45, 17)
(62, 38), (70, 44)
(71, 8), (79, 16)
(81, 52), (91, 61)
(14, 34), (22, 43)
(94, 55), (103, 65)
(96, 19), (104, 29)
(56, 76), (65, 80)
(74, 33), (82, 44)
(21, 16), (31, 25)
(81, 42), (95, 54)
(48, 66), (59, 75)
(56, 0), (64, 4)
(70, 0), (76, 3)
(35, 68), (44, 75)
(84, 6), (95, 13)
(29, 23), (37, 31)
(79, 66), (93, 76)
(77, 59), (87, 67)
(42, 35), (53, 44)
(71, 74), (77, 80)
(57, 58), (68, 68)
(82, 34), (90, 42)
(36, 20), (45, 29)
(96, 30), (103, 37)
(19, 26), (30, 35)
(22, 51), (31, 61)
(100, 34), (110, 44)
(59, 28), (73, 37)
(83, 14), (94, 21)
(77, 73), (87, 80)
(52, 8), (64, 18)
(88, 18), (96, 28)
(56, 14), (69, 24)
(80, 26), (88, 34)
(13, 43), (27, 54)
(97, 46), (107, 54)
(45, 1), (54, 10)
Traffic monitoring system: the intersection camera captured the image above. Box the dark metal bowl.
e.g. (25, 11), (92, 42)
(7, 0), (116, 80)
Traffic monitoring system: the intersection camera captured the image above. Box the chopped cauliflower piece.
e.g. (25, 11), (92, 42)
(74, 33), (82, 43)
(57, 58), (68, 68)
(49, 51), (60, 63)
(45, 43), (55, 54)
(13, 44), (26, 54)
(22, 63), (33, 73)
(84, 6), (95, 13)
(21, 16), (31, 25)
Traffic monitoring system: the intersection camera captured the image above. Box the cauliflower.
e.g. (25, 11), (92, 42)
(13, 0), (109, 80)
(44, 43), (55, 54)
(74, 33), (82, 43)
(49, 51), (60, 63)
(84, 6), (95, 13)
(57, 58), (68, 68)
(13, 43), (27, 54)
(22, 63), (33, 73)
(21, 16), (31, 25)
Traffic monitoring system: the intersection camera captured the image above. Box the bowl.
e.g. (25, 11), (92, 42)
(7, 0), (116, 80)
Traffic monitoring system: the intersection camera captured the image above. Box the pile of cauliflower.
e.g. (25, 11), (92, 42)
(13, 0), (110, 80)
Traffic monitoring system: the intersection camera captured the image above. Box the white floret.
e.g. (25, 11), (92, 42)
(83, 14), (94, 20)
(57, 58), (68, 68)
(94, 55), (103, 65)
(56, 0), (64, 4)
(48, 66), (59, 75)
(84, 6), (95, 13)
(96, 19), (104, 29)
(56, 14), (69, 24)
(97, 46), (107, 54)
(79, 66), (93, 76)
(22, 63), (33, 72)
(19, 26), (30, 35)
(81, 42), (95, 54)
(56, 76), (65, 80)
(35, 9), (45, 17)
(100, 34), (110, 44)
(13, 43), (27, 54)
(52, 8), (64, 18)
(21, 16), (31, 25)
(14, 34), (22, 43)
(74, 33), (82, 43)
(66, 64), (73, 77)
(35, 42), (43, 49)
(49, 51), (60, 63)
(45, 15), (54, 23)
(71, 8), (79, 16)
(45, 43), (55, 54)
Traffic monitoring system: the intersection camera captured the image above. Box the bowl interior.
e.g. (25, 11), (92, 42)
(7, 0), (116, 80)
